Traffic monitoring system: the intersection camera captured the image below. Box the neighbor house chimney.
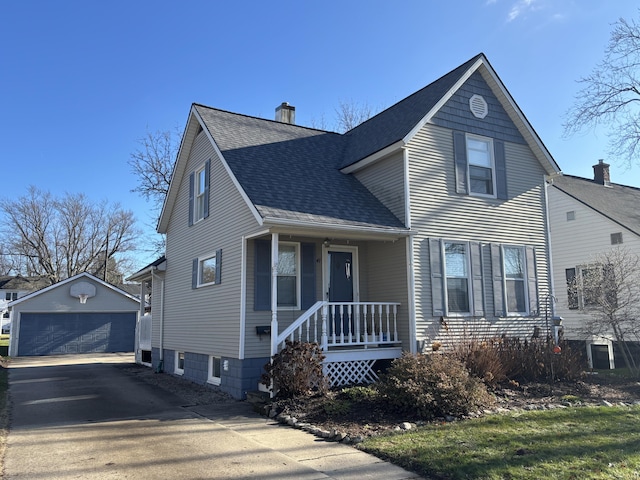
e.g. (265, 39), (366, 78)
(275, 102), (295, 124)
(593, 159), (611, 186)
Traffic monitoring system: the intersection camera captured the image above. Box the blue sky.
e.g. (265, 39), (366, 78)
(1, 0), (639, 271)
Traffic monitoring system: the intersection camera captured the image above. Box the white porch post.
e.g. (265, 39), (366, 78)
(270, 233), (279, 358)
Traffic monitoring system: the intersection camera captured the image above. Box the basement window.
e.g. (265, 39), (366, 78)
(175, 351), (185, 375)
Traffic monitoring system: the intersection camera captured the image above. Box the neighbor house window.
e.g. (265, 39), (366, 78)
(504, 246), (527, 314)
(444, 241), (470, 313)
(192, 249), (222, 288)
(467, 135), (495, 196)
(575, 264), (616, 310)
(175, 351), (185, 375)
(611, 232), (623, 245)
(566, 211), (575, 221)
(277, 242), (300, 309)
(208, 356), (221, 385)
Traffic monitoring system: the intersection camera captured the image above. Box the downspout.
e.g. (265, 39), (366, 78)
(543, 175), (561, 345)
(238, 235), (247, 360)
(152, 268), (165, 372)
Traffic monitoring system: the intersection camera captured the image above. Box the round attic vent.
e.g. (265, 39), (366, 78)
(469, 94), (488, 119)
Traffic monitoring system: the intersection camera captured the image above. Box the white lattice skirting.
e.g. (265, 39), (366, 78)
(324, 359), (379, 387)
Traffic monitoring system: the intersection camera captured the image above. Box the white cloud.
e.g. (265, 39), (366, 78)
(507, 0), (536, 22)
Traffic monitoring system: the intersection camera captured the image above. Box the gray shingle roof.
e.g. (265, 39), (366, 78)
(551, 175), (640, 236)
(193, 54), (484, 231)
(196, 106), (406, 229)
(0, 275), (50, 291)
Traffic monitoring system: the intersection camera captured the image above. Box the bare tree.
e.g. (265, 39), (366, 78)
(574, 247), (640, 375)
(0, 187), (139, 285)
(128, 128), (181, 256)
(564, 14), (640, 167)
(335, 100), (375, 133)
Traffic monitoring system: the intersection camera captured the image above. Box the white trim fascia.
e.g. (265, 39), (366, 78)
(7, 272), (139, 307)
(244, 228), (271, 240)
(126, 259), (166, 282)
(402, 57), (484, 145)
(238, 235), (247, 360)
(191, 107), (264, 226)
(262, 217), (411, 239)
(402, 147), (412, 229)
(158, 106), (264, 233)
(340, 140), (405, 174)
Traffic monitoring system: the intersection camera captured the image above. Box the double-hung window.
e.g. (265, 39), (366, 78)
(503, 246), (527, 314)
(467, 136), (495, 196)
(277, 243), (300, 309)
(194, 165), (207, 222)
(444, 242), (470, 314)
(568, 264), (617, 310)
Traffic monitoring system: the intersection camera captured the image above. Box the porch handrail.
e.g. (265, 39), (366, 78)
(272, 301), (400, 357)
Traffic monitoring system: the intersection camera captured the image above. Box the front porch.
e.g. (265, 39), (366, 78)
(272, 301), (403, 386)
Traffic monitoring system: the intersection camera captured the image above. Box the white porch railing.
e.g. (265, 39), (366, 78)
(272, 301), (401, 357)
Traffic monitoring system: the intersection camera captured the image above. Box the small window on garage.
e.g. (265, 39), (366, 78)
(175, 351), (185, 375)
(208, 356), (221, 385)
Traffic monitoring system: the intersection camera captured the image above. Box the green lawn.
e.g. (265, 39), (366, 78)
(361, 405), (640, 479)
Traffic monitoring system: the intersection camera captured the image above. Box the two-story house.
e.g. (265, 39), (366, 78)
(129, 53), (561, 399)
(548, 161), (640, 370)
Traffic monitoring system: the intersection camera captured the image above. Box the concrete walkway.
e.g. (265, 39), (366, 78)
(5, 354), (422, 479)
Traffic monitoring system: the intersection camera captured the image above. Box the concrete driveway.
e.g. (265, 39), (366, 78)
(5, 354), (421, 479)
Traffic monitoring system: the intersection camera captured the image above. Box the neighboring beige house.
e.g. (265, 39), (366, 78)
(130, 53), (561, 399)
(548, 161), (640, 369)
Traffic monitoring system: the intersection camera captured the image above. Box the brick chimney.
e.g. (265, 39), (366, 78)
(275, 102), (295, 125)
(593, 159), (611, 186)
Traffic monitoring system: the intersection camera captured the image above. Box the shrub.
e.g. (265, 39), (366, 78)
(261, 341), (328, 398)
(376, 353), (495, 419)
(450, 337), (508, 387)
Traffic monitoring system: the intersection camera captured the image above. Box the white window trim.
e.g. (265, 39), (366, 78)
(466, 133), (497, 199)
(207, 355), (221, 385)
(174, 351), (185, 375)
(503, 245), (529, 316)
(277, 241), (301, 310)
(194, 164), (207, 224)
(197, 251), (219, 288)
(442, 240), (472, 317)
(321, 244), (360, 303)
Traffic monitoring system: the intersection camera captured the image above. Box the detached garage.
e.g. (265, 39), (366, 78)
(8, 273), (140, 357)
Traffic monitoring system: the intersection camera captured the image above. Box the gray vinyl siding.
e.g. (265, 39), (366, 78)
(363, 240), (410, 345)
(408, 123), (550, 348)
(11, 280), (138, 313)
(162, 130), (259, 358)
(548, 187), (640, 341)
(353, 152), (406, 225)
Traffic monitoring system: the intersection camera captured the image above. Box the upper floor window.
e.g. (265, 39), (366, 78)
(467, 136), (495, 196)
(5, 292), (17, 301)
(189, 159), (211, 226)
(444, 242), (470, 313)
(453, 132), (507, 200)
(503, 246), (527, 314)
(567, 264), (617, 310)
(611, 232), (623, 245)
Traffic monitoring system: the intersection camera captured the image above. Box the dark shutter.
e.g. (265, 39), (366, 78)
(453, 131), (468, 194)
(203, 159), (211, 219)
(494, 140), (508, 200)
(192, 258), (198, 289)
(491, 244), (505, 317)
(215, 248), (222, 284)
(429, 238), (445, 316)
(525, 246), (538, 316)
(254, 240), (271, 310)
(301, 243), (316, 309)
(566, 268), (578, 309)
(188, 172), (195, 226)
(470, 242), (485, 317)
